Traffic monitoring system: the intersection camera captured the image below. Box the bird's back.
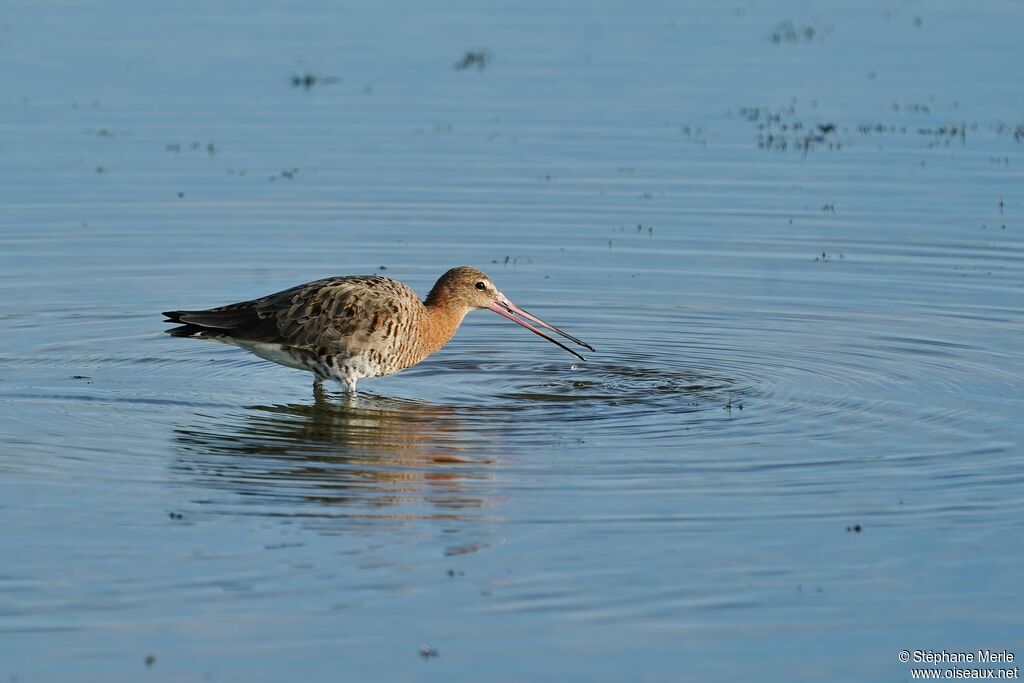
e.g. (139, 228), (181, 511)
(164, 275), (430, 375)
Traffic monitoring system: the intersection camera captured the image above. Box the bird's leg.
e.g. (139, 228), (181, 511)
(312, 364), (330, 394)
(313, 375), (325, 396)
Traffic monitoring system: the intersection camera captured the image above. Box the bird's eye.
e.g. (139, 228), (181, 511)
(475, 281), (486, 291)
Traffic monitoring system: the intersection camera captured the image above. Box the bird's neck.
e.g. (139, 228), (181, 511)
(419, 300), (468, 358)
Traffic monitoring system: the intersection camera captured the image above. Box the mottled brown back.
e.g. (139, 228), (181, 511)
(163, 275), (434, 374)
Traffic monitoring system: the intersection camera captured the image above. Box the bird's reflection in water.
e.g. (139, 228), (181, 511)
(173, 387), (497, 528)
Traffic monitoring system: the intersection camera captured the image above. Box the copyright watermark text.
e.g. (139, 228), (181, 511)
(899, 650), (1018, 679)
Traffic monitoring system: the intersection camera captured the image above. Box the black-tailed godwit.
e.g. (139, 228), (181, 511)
(163, 266), (594, 393)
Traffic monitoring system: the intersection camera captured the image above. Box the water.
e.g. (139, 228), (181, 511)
(2, 1), (1023, 680)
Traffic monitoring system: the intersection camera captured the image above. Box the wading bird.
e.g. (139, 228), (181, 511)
(163, 266), (594, 393)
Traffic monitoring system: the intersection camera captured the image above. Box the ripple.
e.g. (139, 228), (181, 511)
(3, 1), (1024, 676)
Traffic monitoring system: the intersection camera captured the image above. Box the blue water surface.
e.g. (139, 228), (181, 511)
(1, 1), (1022, 681)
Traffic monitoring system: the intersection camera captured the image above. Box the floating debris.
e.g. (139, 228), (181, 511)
(290, 70), (340, 90)
(454, 50), (492, 71)
(269, 168), (299, 181)
(993, 121), (1024, 141)
(735, 102), (989, 154)
(813, 252), (845, 262)
(917, 122), (968, 147)
(892, 102), (931, 114)
(165, 140), (217, 156)
(769, 20), (832, 44)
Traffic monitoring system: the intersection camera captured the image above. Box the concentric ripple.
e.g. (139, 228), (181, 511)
(3, 2), (1024, 674)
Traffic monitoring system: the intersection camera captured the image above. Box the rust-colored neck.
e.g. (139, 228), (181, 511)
(418, 297), (469, 359)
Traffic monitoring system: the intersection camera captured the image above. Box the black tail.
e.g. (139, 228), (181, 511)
(163, 311), (214, 338)
(162, 306), (263, 339)
(164, 322), (213, 338)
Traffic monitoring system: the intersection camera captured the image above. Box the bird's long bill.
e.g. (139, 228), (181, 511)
(487, 295), (595, 362)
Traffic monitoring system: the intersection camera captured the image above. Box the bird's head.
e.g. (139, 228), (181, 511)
(425, 266), (595, 361)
